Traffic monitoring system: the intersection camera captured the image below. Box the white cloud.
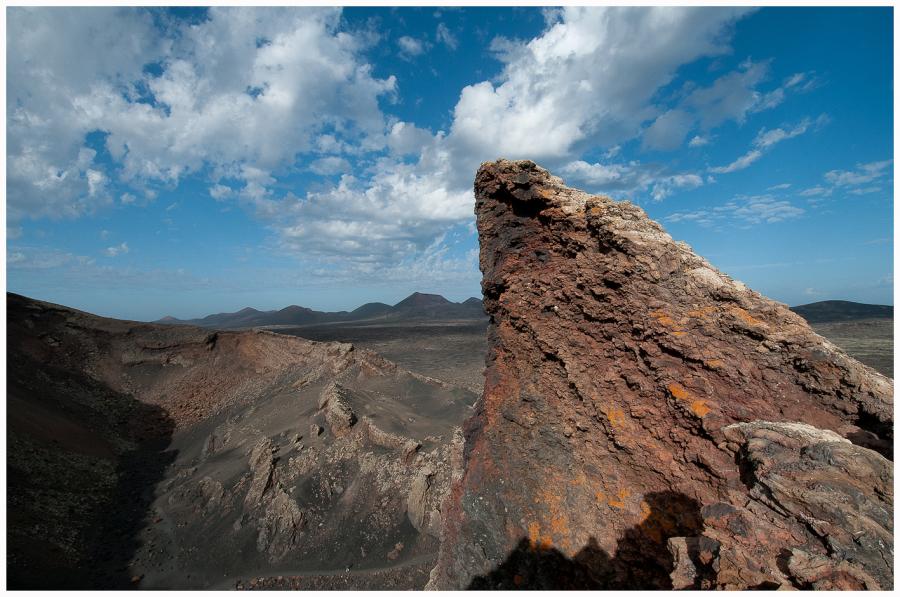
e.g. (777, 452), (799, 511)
(257, 7), (749, 272)
(641, 62), (818, 153)
(397, 35), (427, 58)
(309, 156), (351, 176)
(688, 135), (712, 148)
(8, 7), (759, 284)
(710, 117), (816, 174)
(8, 7), (396, 220)
(560, 160), (703, 201)
(435, 23), (458, 50)
(766, 183), (791, 191)
(799, 185), (831, 197)
(386, 121), (435, 156)
(448, 7), (749, 162)
(824, 159), (892, 187)
(728, 194), (804, 224)
(209, 184), (234, 201)
(643, 109), (694, 151)
(848, 186), (882, 196)
(683, 59), (772, 128)
(797, 159), (891, 201)
(666, 193), (803, 227)
(709, 150), (763, 174)
(104, 242), (129, 257)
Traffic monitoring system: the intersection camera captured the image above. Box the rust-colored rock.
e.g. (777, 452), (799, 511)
(427, 159), (893, 590)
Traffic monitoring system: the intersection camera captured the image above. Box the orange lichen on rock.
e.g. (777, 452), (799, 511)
(667, 382), (691, 401)
(650, 310), (679, 329)
(728, 306), (766, 328)
(690, 400), (711, 418)
(606, 407), (626, 429)
(668, 382), (711, 418)
(607, 488), (631, 509)
(686, 306), (717, 319)
(527, 521), (553, 552)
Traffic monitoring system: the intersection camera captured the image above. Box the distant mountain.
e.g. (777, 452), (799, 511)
(155, 292), (486, 328)
(791, 300), (893, 324)
(392, 292), (482, 319)
(350, 302), (393, 319)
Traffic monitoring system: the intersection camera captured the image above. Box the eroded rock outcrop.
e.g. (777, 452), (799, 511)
(427, 160), (893, 590)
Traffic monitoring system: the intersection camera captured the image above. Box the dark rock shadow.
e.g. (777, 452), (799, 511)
(85, 400), (178, 589)
(468, 491), (703, 590)
(7, 363), (177, 589)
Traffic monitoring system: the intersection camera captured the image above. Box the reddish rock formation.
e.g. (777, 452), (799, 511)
(427, 160), (893, 590)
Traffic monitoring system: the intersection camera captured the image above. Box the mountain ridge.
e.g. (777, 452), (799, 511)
(155, 292), (486, 328)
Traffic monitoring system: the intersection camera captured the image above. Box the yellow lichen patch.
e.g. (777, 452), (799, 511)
(690, 400), (711, 418)
(671, 330), (687, 337)
(607, 407), (626, 429)
(705, 359), (723, 369)
(595, 491), (607, 506)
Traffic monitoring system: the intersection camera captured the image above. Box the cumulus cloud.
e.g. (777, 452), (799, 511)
(386, 121), (435, 156)
(448, 7), (749, 161)
(8, 7), (760, 283)
(8, 7), (396, 219)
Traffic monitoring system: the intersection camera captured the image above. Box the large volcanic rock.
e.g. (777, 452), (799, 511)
(427, 160), (893, 590)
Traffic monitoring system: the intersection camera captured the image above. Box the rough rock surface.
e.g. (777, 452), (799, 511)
(427, 160), (893, 590)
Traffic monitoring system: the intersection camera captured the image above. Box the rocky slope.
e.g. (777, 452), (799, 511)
(7, 293), (476, 589)
(427, 160), (893, 590)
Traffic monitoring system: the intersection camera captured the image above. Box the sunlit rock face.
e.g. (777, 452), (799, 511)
(426, 159), (893, 590)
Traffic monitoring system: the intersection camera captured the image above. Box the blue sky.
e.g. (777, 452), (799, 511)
(6, 6), (893, 320)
